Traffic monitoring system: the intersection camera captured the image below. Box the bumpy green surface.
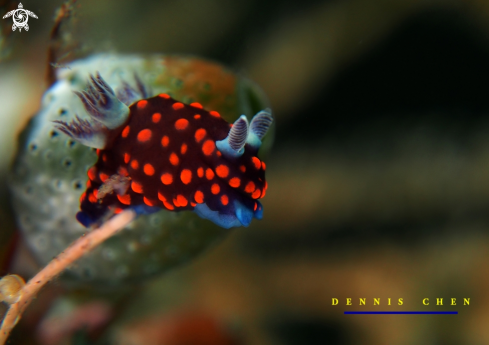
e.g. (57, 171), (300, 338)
(9, 54), (271, 287)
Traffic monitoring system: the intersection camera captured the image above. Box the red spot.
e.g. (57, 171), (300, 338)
(172, 102), (185, 110)
(194, 114), (201, 119)
(115, 208), (123, 214)
(119, 167), (129, 176)
(194, 190), (204, 203)
(180, 169), (192, 184)
(131, 181), (143, 194)
(80, 192), (86, 202)
(144, 164), (155, 176)
(124, 153), (130, 164)
(158, 192), (175, 210)
(211, 183), (220, 195)
(88, 193), (97, 203)
(175, 195), (188, 207)
(217, 151), (222, 157)
(261, 161), (266, 170)
(202, 140), (215, 155)
(92, 189), (98, 199)
(190, 102), (203, 109)
(175, 118), (189, 130)
(190, 202), (196, 207)
(221, 194), (229, 205)
(131, 160), (139, 169)
(195, 128), (206, 142)
(229, 177), (241, 188)
(161, 173), (173, 185)
(252, 157), (261, 169)
(143, 197), (155, 206)
(88, 167), (97, 181)
(102, 154), (107, 162)
(159, 93), (170, 99)
(216, 165), (229, 178)
(161, 135), (170, 147)
(240, 165), (246, 173)
(244, 181), (255, 193)
(252, 189), (261, 199)
(254, 202), (258, 211)
(206, 168), (214, 180)
(137, 100), (148, 109)
(86, 180), (91, 187)
(117, 194), (131, 205)
(99, 173), (109, 182)
(180, 143), (188, 154)
(122, 126), (130, 138)
(152, 113), (161, 123)
(137, 129), (152, 142)
(197, 167), (204, 178)
(96, 149), (101, 155)
(209, 110), (220, 118)
(169, 152), (179, 166)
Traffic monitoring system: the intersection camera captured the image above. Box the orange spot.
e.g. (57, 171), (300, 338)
(181, 143), (188, 154)
(254, 202), (258, 211)
(152, 113), (161, 123)
(88, 167), (97, 180)
(195, 128), (206, 142)
(102, 154), (107, 162)
(86, 180), (91, 188)
(209, 110), (220, 118)
(92, 189), (98, 199)
(137, 100), (148, 109)
(206, 168), (214, 180)
(211, 183), (220, 195)
(159, 93), (170, 99)
(191, 202), (196, 207)
(169, 152), (179, 166)
(137, 129), (152, 142)
(161, 173), (173, 185)
(175, 118), (189, 130)
(175, 195), (188, 207)
(115, 208), (123, 214)
(190, 102), (203, 109)
(240, 165), (246, 173)
(131, 181), (143, 194)
(158, 192), (174, 210)
(194, 114), (201, 119)
(252, 189), (261, 199)
(180, 169), (192, 184)
(194, 190), (204, 203)
(119, 167), (129, 176)
(216, 165), (229, 178)
(80, 192), (86, 202)
(221, 194), (229, 205)
(172, 102), (184, 110)
(143, 197), (155, 206)
(122, 126), (130, 138)
(202, 140), (215, 155)
(144, 164), (155, 176)
(244, 181), (255, 193)
(161, 135), (170, 147)
(124, 153), (130, 164)
(131, 160), (139, 169)
(96, 149), (101, 155)
(252, 157), (261, 169)
(217, 151), (222, 157)
(229, 177), (241, 188)
(99, 173), (109, 182)
(261, 161), (266, 170)
(261, 187), (267, 198)
(88, 193), (97, 203)
(117, 194), (131, 205)
(197, 167), (204, 178)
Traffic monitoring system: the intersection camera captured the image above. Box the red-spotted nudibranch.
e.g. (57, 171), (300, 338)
(54, 73), (272, 229)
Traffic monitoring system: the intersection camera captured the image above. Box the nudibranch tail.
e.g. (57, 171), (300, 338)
(247, 108), (273, 148)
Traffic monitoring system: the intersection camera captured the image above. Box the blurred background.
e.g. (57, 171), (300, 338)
(2, 0), (489, 344)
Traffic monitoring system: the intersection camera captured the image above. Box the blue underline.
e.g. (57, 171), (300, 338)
(344, 311), (458, 315)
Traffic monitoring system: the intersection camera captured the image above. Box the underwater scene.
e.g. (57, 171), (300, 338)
(1, 0), (489, 344)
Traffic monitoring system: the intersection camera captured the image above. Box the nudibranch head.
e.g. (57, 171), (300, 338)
(56, 73), (272, 229)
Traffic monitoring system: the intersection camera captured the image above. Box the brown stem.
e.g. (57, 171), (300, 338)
(0, 210), (136, 344)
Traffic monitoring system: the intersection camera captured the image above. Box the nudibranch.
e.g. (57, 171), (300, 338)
(55, 73), (272, 229)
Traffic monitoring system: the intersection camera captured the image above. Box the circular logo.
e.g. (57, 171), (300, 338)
(12, 9), (27, 27)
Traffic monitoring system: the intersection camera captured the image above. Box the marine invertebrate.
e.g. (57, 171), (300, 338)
(54, 73), (272, 229)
